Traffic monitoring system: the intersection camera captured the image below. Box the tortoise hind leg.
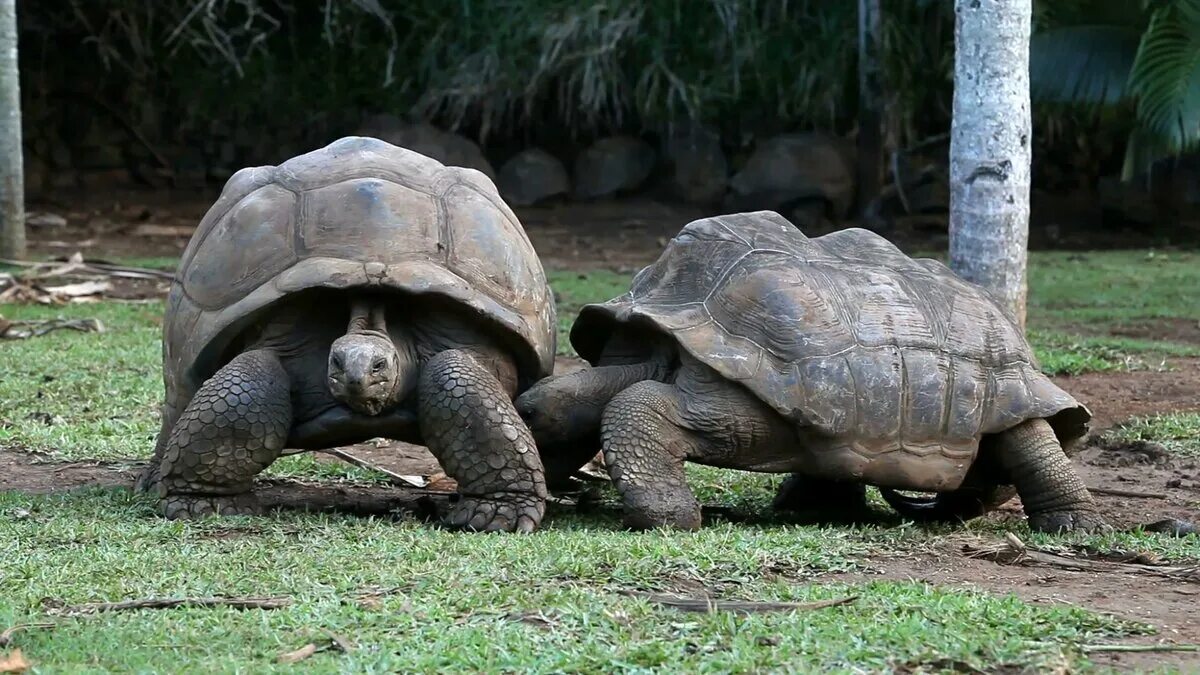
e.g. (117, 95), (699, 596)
(995, 418), (1109, 533)
(147, 349), (292, 519)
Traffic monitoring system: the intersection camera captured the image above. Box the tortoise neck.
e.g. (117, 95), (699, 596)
(346, 298), (388, 338)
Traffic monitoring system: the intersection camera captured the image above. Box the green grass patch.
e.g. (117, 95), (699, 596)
(1029, 331), (1200, 376)
(0, 489), (1147, 673)
(1103, 412), (1200, 458)
(1026, 250), (1200, 329)
(545, 269), (631, 356)
(0, 302), (163, 460)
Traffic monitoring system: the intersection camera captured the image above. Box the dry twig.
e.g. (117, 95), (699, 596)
(47, 596), (292, 616)
(0, 318), (105, 340)
(618, 590), (857, 614)
(1081, 644), (1200, 654)
(963, 533), (1200, 583)
(315, 448), (430, 488)
(1087, 486), (1168, 500)
(0, 624), (54, 648)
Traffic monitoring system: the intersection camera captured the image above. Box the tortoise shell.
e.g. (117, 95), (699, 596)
(570, 211), (1090, 491)
(161, 136), (556, 427)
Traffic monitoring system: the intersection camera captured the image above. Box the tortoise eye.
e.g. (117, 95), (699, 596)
(330, 354), (344, 370)
(372, 358), (387, 373)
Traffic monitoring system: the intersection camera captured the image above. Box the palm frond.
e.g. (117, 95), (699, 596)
(1030, 25), (1141, 105)
(1127, 1), (1200, 152)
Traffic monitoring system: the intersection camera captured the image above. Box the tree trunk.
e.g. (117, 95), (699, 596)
(0, 0), (22, 260)
(949, 0), (1032, 328)
(855, 0), (884, 216)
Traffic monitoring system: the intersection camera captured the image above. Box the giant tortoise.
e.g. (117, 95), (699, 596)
(136, 136), (557, 533)
(516, 211), (1105, 533)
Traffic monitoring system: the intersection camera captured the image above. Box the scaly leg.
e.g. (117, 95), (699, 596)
(516, 361), (665, 487)
(600, 381), (703, 530)
(148, 349), (292, 519)
(418, 349), (546, 533)
(996, 418), (1109, 533)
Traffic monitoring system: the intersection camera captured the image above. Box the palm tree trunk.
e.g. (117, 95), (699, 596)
(0, 0), (23, 260)
(949, 0), (1032, 328)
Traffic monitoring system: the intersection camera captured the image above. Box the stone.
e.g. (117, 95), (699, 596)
(497, 148), (570, 206)
(662, 123), (727, 205)
(356, 114), (495, 180)
(572, 135), (656, 200)
(728, 132), (856, 219)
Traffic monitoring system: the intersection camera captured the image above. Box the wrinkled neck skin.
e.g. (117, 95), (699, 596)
(515, 330), (676, 448)
(327, 298), (418, 415)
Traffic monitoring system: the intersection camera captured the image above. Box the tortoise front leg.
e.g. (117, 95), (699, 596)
(147, 349), (292, 519)
(600, 381), (704, 530)
(995, 418), (1109, 533)
(418, 349), (546, 533)
(515, 361), (665, 487)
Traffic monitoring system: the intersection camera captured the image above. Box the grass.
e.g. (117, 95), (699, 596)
(1103, 412), (1200, 458)
(2, 249), (1198, 671)
(0, 489), (1150, 673)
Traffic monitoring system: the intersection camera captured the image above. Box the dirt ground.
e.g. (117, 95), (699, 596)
(7, 190), (1200, 669)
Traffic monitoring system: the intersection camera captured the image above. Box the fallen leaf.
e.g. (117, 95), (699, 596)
(277, 643), (317, 664)
(355, 596), (382, 610)
(0, 649), (31, 673)
(394, 474), (429, 488)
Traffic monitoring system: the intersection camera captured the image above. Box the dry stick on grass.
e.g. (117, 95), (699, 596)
(618, 590), (858, 614)
(964, 533), (1200, 583)
(316, 448), (429, 488)
(0, 623), (54, 647)
(48, 596), (292, 617)
(1082, 644), (1200, 654)
(1087, 486), (1168, 500)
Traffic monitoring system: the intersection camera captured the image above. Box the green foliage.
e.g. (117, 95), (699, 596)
(1031, 0), (1200, 177)
(21, 0), (958, 149)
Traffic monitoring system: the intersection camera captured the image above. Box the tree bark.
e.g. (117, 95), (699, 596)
(0, 0), (22, 260)
(949, 0), (1031, 328)
(856, 0), (884, 216)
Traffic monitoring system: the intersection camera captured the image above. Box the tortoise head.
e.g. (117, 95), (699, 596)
(327, 300), (415, 415)
(327, 331), (404, 415)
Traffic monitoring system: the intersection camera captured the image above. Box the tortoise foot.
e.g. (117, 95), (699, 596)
(1028, 508), (1111, 534)
(446, 492), (544, 533)
(159, 493), (262, 520)
(620, 487), (702, 531)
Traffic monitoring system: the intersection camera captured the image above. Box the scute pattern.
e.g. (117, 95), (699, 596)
(160, 136), (556, 450)
(571, 211), (1089, 490)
